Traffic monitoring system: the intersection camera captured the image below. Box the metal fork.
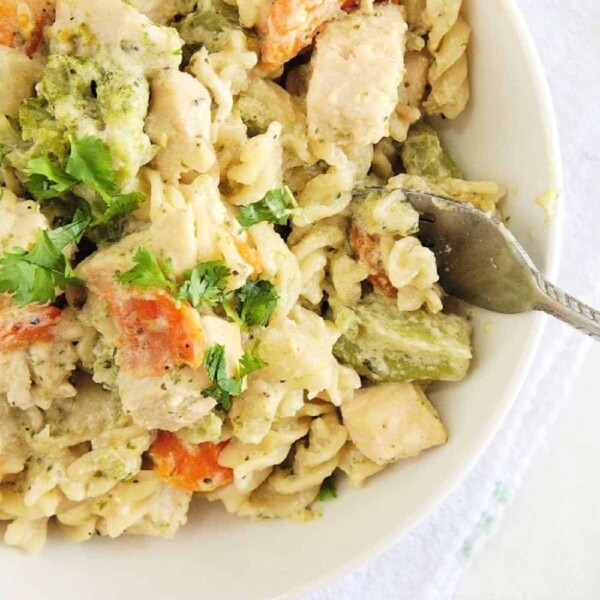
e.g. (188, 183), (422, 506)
(390, 190), (600, 340)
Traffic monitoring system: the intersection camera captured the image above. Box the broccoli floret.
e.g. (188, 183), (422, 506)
(400, 121), (463, 180)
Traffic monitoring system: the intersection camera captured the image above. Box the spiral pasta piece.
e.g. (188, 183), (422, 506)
(423, 9), (471, 119)
(289, 218), (345, 305)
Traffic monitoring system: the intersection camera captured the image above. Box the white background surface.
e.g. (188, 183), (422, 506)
(456, 344), (600, 600)
(456, 1), (600, 598)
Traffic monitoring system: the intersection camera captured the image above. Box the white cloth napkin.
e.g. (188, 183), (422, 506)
(305, 320), (591, 600)
(304, 1), (600, 597)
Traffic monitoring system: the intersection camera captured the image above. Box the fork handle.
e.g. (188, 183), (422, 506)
(534, 276), (600, 340)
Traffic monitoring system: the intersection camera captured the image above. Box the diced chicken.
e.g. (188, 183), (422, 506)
(0, 47), (43, 118)
(306, 5), (407, 149)
(0, 188), (48, 256)
(116, 316), (242, 431)
(116, 365), (214, 431)
(50, 0), (182, 76)
(0, 308), (85, 410)
(341, 382), (447, 465)
(145, 70), (215, 182)
(146, 182), (199, 275)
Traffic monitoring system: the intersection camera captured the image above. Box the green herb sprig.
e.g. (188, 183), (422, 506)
(0, 206), (91, 305)
(237, 186), (296, 230)
(202, 344), (266, 410)
(23, 136), (144, 225)
(117, 247), (278, 329)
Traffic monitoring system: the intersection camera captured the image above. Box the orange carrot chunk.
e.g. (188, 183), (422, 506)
(0, 305), (62, 351)
(104, 288), (205, 378)
(150, 431), (233, 493)
(0, 0), (56, 55)
(259, 0), (343, 71)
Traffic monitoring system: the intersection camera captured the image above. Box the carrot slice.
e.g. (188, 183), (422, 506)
(350, 226), (397, 298)
(0, 305), (62, 351)
(104, 288), (205, 378)
(259, 0), (343, 71)
(0, 0), (56, 55)
(150, 431), (233, 493)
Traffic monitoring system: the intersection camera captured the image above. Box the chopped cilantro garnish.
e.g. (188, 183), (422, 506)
(238, 349), (266, 378)
(0, 207), (90, 305)
(116, 247), (176, 291)
(115, 251), (277, 329)
(234, 279), (278, 327)
(178, 261), (232, 308)
(202, 344), (266, 410)
(316, 476), (337, 502)
(66, 136), (117, 197)
(94, 191), (145, 226)
(237, 186), (296, 229)
(202, 344), (242, 410)
(23, 156), (76, 200)
(22, 136), (143, 225)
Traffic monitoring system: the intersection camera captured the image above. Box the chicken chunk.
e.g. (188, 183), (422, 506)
(0, 47), (43, 118)
(0, 308), (84, 410)
(341, 382), (447, 465)
(306, 5), (406, 149)
(50, 0), (182, 76)
(116, 365), (214, 431)
(145, 70), (214, 182)
(0, 188), (48, 256)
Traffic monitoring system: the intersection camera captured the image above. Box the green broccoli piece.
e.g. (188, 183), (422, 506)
(400, 121), (463, 180)
(177, 0), (240, 53)
(331, 295), (472, 383)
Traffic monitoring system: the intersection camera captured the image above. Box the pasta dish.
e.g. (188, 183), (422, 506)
(0, 0), (505, 552)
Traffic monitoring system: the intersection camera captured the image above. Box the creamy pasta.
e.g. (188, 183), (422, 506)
(0, 0), (504, 552)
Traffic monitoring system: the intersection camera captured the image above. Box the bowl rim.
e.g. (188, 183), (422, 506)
(279, 1), (564, 598)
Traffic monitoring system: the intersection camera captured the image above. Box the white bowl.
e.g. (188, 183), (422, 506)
(0, 0), (562, 598)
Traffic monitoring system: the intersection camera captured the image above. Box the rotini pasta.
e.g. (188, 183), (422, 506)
(423, 7), (471, 119)
(0, 0), (497, 551)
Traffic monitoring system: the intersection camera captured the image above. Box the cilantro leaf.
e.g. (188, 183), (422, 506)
(0, 210), (89, 305)
(23, 156), (77, 200)
(235, 279), (278, 327)
(116, 247), (177, 291)
(202, 344), (242, 410)
(47, 204), (92, 249)
(66, 136), (117, 197)
(93, 191), (144, 225)
(178, 261), (231, 308)
(201, 344), (266, 410)
(237, 186), (296, 229)
(238, 348), (266, 378)
(316, 476), (337, 502)
(21, 136), (142, 226)
(0, 254), (56, 305)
